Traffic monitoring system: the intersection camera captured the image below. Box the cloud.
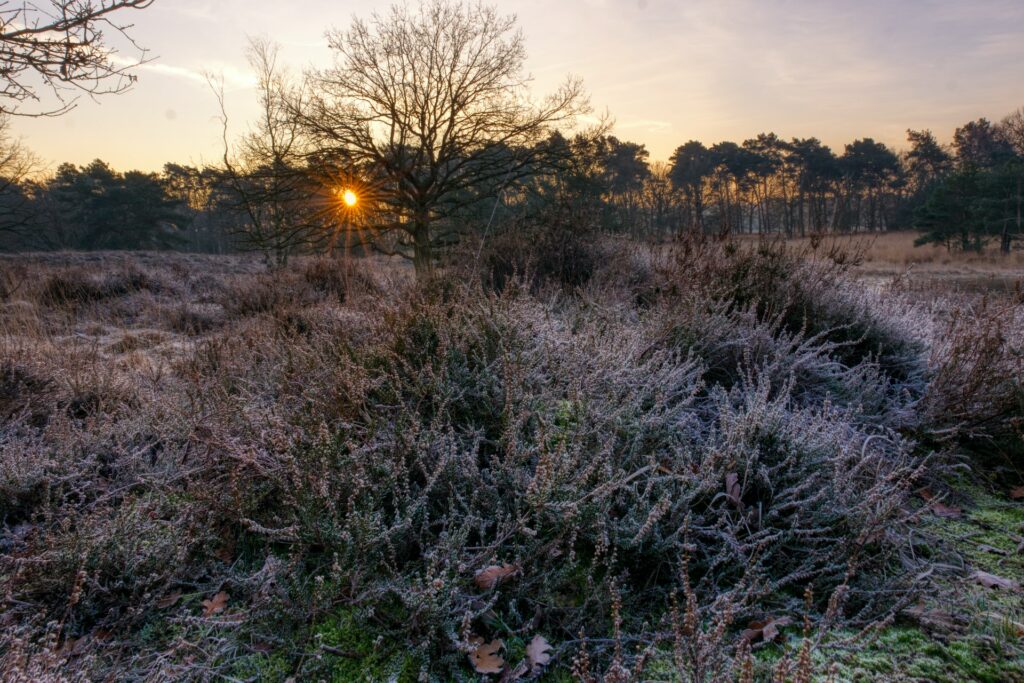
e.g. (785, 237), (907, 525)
(616, 118), (672, 133)
(110, 55), (256, 91)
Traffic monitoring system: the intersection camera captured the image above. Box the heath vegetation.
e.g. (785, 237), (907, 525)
(0, 1), (1023, 681)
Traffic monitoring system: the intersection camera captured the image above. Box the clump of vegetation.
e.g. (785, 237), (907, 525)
(37, 266), (166, 308)
(476, 208), (607, 292)
(6, 238), (998, 681)
(921, 294), (1024, 473)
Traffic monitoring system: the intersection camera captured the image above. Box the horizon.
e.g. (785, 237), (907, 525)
(9, 0), (1024, 174)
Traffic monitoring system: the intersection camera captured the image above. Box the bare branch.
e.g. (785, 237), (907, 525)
(0, 0), (154, 116)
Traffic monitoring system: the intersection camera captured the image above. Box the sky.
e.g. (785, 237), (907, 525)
(9, 0), (1024, 172)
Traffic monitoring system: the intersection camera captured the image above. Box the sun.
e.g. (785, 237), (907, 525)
(340, 188), (359, 208)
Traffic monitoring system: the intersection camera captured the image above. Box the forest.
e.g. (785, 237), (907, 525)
(1, 113), (1022, 261)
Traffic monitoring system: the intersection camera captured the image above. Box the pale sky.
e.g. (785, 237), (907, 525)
(10, 0), (1024, 172)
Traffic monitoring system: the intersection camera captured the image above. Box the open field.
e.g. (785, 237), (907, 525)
(802, 232), (1024, 300)
(1, 240), (1022, 681)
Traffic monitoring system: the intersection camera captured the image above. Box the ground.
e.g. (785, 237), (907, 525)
(0, 232), (1021, 681)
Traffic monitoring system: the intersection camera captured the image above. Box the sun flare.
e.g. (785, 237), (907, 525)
(341, 188), (359, 207)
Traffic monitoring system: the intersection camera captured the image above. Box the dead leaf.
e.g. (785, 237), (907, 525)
(741, 616), (793, 644)
(1010, 486), (1024, 500)
(201, 591), (229, 616)
(526, 634), (553, 673)
(215, 544), (234, 563)
(157, 589), (182, 609)
(904, 604), (960, 633)
(725, 472), (744, 510)
(970, 571), (1020, 591)
(976, 544), (1008, 557)
(474, 563), (519, 591)
(468, 636), (504, 675)
(918, 488), (936, 501)
(932, 502), (962, 518)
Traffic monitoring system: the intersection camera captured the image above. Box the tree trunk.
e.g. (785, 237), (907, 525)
(1005, 175), (1021, 254)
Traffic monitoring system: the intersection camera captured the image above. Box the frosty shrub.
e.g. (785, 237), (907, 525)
(0, 244), (940, 680)
(921, 293), (1024, 469)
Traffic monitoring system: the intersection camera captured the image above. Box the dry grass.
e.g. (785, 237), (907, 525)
(767, 231), (1024, 270)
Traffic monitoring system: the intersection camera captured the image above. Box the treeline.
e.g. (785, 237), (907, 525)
(0, 110), (1021, 255)
(539, 108), (1022, 250)
(0, 159), (240, 253)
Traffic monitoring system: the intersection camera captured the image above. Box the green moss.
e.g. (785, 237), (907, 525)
(308, 607), (420, 683)
(749, 627), (1024, 683)
(228, 652), (292, 683)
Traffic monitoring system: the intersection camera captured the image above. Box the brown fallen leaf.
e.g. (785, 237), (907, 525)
(468, 636), (504, 675)
(904, 604), (960, 633)
(725, 472), (744, 510)
(57, 637), (80, 657)
(474, 563), (519, 591)
(157, 589), (182, 609)
(201, 591), (229, 616)
(932, 502), (962, 518)
(526, 634), (553, 673)
(918, 488), (936, 501)
(741, 616), (793, 644)
(976, 543), (1008, 557)
(970, 571), (1020, 591)
(1010, 486), (1024, 500)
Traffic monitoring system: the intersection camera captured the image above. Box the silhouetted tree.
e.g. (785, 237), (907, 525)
(976, 161), (1023, 253)
(668, 140), (713, 234)
(840, 139), (902, 231)
(953, 118), (1014, 170)
(289, 0), (588, 278)
(214, 38), (329, 266)
(0, 116), (40, 246)
(41, 159), (185, 249)
(787, 137), (840, 235)
(999, 108), (1024, 156)
(905, 129), (952, 194)
(915, 170), (983, 251)
(742, 133), (787, 234)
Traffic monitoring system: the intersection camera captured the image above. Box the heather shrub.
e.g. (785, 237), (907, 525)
(0, 263), (26, 302)
(476, 212), (605, 292)
(217, 272), (306, 317)
(921, 295), (1024, 469)
(301, 257), (350, 302)
(0, 360), (55, 425)
(648, 240), (926, 428)
(37, 266), (166, 308)
(0, 248), (942, 680)
(163, 303), (223, 335)
(177, 277), (921, 677)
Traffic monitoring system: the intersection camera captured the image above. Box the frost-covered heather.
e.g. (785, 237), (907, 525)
(0, 241), (1019, 681)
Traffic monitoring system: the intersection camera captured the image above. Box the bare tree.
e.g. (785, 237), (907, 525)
(1000, 107), (1024, 156)
(0, 114), (40, 243)
(212, 38), (330, 267)
(289, 0), (588, 278)
(0, 0), (153, 116)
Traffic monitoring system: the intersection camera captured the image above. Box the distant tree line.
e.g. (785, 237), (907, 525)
(0, 155), (240, 252)
(0, 1), (1019, 262)
(1, 108), (1021, 257)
